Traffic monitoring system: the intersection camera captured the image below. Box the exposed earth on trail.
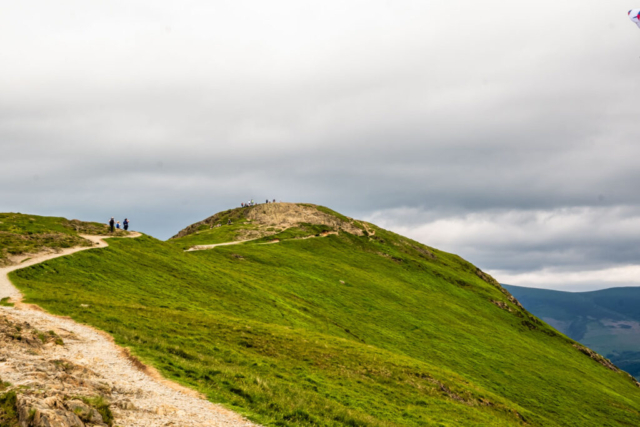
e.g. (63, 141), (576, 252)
(0, 306), (256, 427)
(0, 234), (257, 427)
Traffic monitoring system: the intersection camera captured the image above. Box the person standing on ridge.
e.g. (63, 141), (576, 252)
(116, 221), (121, 230)
(123, 218), (129, 231)
(109, 217), (115, 233)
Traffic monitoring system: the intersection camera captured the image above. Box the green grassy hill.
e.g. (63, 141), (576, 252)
(6, 204), (640, 426)
(504, 284), (640, 380)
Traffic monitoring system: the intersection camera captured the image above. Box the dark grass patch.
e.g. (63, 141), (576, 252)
(82, 396), (113, 426)
(0, 390), (18, 427)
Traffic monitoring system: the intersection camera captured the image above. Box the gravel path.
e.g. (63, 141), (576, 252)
(186, 239), (259, 251)
(186, 231), (339, 252)
(0, 234), (259, 426)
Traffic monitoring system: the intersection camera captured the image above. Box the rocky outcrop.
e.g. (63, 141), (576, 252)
(475, 268), (501, 288)
(491, 300), (512, 312)
(0, 310), (256, 427)
(475, 269), (527, 311)
(573, 344), (619, 372)
(0, 316), (114, 426)
(16, 395), (105, 426)
(244, 203), (363, 235)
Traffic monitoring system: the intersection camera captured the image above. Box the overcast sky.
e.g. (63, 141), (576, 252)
(2, 1), (639, 291)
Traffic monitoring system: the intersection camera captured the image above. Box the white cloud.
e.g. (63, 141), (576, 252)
(366, 206), (640, 291)
(490, 265), (640, 292)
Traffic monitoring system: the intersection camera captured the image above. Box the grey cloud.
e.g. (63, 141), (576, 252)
(366, 206), (640, 291)
(1, 1), (639, 291)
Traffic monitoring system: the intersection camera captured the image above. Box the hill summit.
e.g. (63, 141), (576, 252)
(4, 205), (640, 426)
(172, 203), (366, 241)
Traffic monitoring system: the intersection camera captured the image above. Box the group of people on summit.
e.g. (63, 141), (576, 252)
(108, 217), (129, 233)
(241, 199), (277, 207)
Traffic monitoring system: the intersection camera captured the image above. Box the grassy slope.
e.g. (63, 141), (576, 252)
(170, 222), (261, 249)
(0, 213), (112, 265)
(7, 211), (640, 426)
(169, 208), (261, 249)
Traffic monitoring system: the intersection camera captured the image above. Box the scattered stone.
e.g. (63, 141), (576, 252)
(507, 295), (524, 310)
(116, 399), (135, 410)
(475, 268), (501, 287)
(66, 399), (105, 424)
(17, 394), (86, 427)
(411, 245), (437, 260)
(43, 395), (64, 409)
(491, 300), (512, 312)
(155, 404), (178, 416)
(573, 344), (619, 372)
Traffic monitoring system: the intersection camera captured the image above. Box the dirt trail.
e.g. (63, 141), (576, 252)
(186, 231), (339, 252)
(186, 238), (260, 252)
(0, 233), (258, 427)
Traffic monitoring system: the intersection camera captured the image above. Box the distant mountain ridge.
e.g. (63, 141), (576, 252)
(503, 284), (640, 378)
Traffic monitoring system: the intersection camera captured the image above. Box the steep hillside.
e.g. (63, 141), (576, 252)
(0, 213), (114, 266)
(6, 206), (640, 426)
(504, 284), (640, 379)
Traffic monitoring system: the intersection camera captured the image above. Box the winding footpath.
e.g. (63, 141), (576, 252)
(186, 238), (262, 252)
(186, 231), (339, 252)
(0, 234), (257, 427)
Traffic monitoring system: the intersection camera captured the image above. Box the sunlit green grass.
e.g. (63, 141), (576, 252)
(169, 222), (261, 250)
(8, 210), (640, 426)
